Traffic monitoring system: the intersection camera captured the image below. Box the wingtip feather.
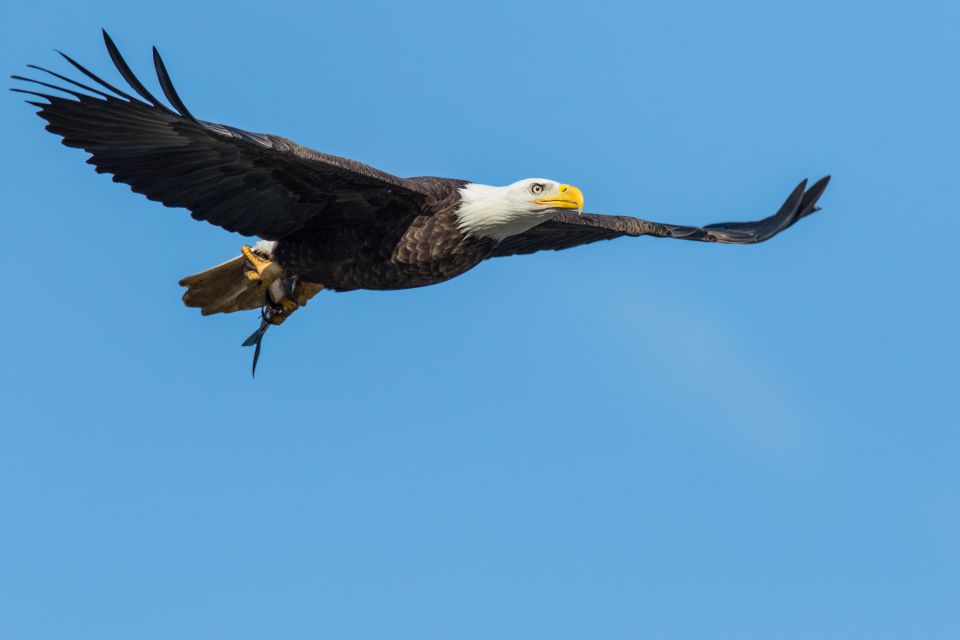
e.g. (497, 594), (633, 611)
(798, 175), (832, 217)
(101, 29), (176, 115)
(55, 47), (135, 101)
(152, 45), (197, 121)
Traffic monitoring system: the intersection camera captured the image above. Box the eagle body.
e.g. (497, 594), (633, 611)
(274, 178), (497, 291)
(13, 31), (831, 374)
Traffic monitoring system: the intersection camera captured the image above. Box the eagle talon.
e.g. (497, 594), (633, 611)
(262, 296), (300, 325)
(262, 306), (286, 326)
(241, 244), (273, 282)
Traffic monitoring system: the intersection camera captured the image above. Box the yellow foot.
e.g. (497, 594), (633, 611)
(241, 245), (273, 281)
(263, 282), (324, 325)
(265, 296), (299, 325)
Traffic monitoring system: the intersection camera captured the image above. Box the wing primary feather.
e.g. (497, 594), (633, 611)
(779, 179), (807, 218)
(798, 175), (830, 215)
(151, 47), (197, 121)
(56, 49), (136, 101)
(26, 64), (113, 99)
(10, 87), (62, 102)
(101, 29), (176, 115)
(11, 74), (91, 101)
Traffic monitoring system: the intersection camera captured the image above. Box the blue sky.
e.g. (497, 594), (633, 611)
(1, 1), (957, 638)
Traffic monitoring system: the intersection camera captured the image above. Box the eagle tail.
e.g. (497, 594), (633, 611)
(179, 255), (276, 316)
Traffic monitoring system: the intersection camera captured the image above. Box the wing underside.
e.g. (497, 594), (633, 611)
(12, 30), (428, 239)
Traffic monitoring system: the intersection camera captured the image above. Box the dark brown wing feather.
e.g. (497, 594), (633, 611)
(12, 30), (430, 240)
(490, 176), (831, 258)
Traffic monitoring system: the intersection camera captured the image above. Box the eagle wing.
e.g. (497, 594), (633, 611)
(13, 31), (429, 240)
(489, 177), (830, 258)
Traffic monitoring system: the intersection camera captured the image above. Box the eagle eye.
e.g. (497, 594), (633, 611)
(530, 183), (545, 195)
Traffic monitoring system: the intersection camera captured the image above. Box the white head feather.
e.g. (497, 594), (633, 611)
(455, 178), (584, 241)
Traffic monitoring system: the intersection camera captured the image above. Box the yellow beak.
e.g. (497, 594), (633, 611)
(535, 184), (584, 214)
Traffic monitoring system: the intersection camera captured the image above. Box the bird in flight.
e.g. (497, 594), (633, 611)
(13, 31), (830, 375)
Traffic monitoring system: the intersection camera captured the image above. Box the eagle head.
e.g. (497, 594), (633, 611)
(456, 178), (584, 240)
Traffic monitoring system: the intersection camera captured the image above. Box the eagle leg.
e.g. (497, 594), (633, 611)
(241, 244), (273, 282)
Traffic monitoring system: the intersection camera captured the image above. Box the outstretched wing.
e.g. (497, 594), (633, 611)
(489, 177), (831, 258)
(12, 30), (430, 240)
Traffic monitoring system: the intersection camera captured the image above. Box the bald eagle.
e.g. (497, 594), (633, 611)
(14, 31), (830, 374)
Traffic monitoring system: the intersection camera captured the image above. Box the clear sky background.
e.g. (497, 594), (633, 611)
(1, 1), (957, 638)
